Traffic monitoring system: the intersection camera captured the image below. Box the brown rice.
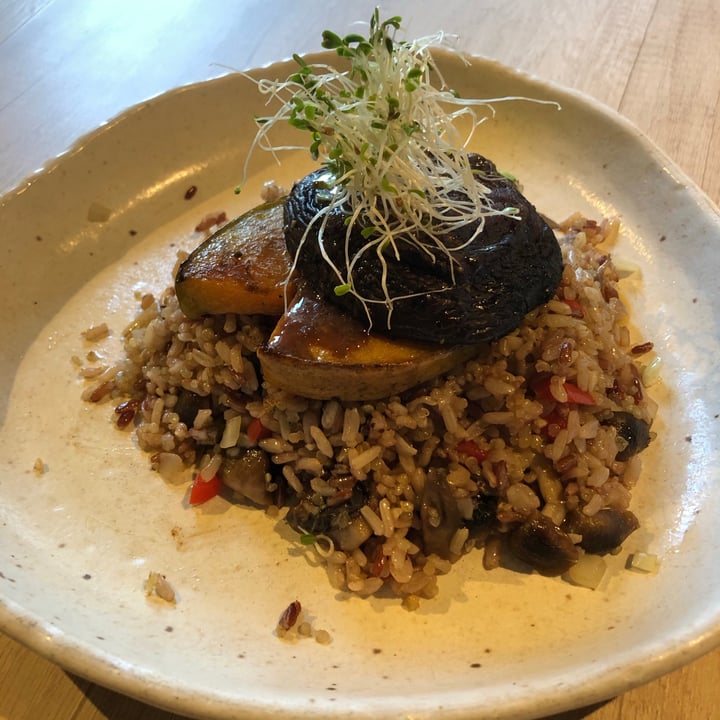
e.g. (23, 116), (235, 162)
(81, 213), (657, 598)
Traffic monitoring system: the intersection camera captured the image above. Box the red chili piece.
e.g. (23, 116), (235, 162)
(247, 417), (273, 444)
(530, 372), (595, 406)
(456, 438), (488, 463)
(189, 474), (222, 505)
(564, 298), (585, 318)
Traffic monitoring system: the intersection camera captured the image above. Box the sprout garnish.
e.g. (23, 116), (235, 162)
(243, 9), (559, 326)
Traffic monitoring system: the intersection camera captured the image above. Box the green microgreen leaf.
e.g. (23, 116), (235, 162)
(333, 283), (352, 296)
(321, 30), (343, 49)
(310, 132), (324, 160)
(381, 176), (398, 194)
(387, 95), (400, 120)
(292, 53), (309, 68)
(402, 121), (420, 136)
(343, 33), (366, 46)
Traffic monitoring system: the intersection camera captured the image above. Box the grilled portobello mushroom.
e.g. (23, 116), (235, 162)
(284, 154), (563, 345)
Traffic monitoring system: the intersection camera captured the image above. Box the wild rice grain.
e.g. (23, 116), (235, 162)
(82, 323), (110, 341)
(341, 407), (361, 447)
(360, 505), (385, 536)
(282, 465), (304, 494)
(350, 446), (383, 475)
(378, 498), (395, 537)
(449, 527), (470, 556)
(220, 414), (243, 448)
(309, 425), (334, 458)
(199, 453), (222, 480)
(277, 600), (301, 631)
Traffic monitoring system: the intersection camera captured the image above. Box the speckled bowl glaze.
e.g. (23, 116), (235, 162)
(1, 51), (719, 720)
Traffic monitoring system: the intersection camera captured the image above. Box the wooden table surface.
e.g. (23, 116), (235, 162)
(1, 1), (719, 718)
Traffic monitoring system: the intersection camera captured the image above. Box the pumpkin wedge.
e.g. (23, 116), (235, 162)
(258, 286), (481, 401)
(175, 199), (294, 318)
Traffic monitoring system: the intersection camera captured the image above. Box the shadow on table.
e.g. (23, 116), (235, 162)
(544, 703), (610, 720)
(71, 673), (611, 720)
(69, 674), (191, 720)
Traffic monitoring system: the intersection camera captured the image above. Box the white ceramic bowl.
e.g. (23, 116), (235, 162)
(1, 50), (719, 720)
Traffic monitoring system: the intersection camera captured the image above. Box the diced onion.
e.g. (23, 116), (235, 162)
(566, 553), (607, 590)
(613, 256), (641, 278)
(642, 356), (663, 387)
(628, 552), (660, 574)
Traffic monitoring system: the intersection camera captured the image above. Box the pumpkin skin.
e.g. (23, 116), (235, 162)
(175, 199), (293, 319)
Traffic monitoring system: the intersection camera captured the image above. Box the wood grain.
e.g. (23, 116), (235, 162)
(620, 0), (720, 204)
(1, 1), (719, 718)
(3, 630), (720, 719)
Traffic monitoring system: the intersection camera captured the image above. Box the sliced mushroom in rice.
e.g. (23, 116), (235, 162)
(508, 512), (579, 576)
(563, 508), (639, 554)
(220, 448), (274, 506)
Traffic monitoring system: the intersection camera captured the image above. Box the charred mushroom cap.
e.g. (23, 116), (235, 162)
(603, 411), (652, 462)
(220, 448), (273, 506)
(420, 469), (463, 559)
(563, 508), (639, 554)
(508, 512), (579, 576)
(284, 154), (563, 345)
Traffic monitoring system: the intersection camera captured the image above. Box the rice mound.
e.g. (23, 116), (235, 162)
(81, 214), (657, 599)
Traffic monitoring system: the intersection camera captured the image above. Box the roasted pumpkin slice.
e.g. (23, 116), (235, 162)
(258, 286), (480, 400)
(175, 199), (294, 318)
